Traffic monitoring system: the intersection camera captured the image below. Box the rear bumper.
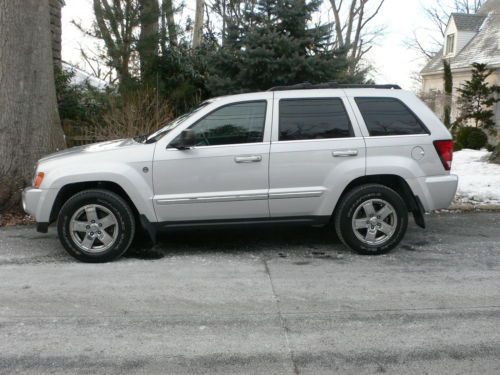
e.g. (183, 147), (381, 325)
(407, 174), (458, 212)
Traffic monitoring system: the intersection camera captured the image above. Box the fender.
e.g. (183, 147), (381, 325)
(43, 162), (157, 223)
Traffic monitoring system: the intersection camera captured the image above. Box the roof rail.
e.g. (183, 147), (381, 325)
(267, 82), (401, 91)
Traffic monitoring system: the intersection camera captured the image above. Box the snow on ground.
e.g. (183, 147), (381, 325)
(452, 149), (500, 204)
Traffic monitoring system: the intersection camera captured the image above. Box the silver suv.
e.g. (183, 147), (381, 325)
(23, 83), (458, 262)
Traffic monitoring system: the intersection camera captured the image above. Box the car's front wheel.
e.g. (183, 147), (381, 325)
(57, 189), (135, 262)
(334, 184), (408, 255)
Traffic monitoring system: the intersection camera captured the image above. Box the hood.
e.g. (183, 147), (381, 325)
(39, 138), (139, 163)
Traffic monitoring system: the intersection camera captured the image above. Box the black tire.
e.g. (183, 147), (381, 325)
(334, 184), (408, 255)
(57, 189), (136, 262)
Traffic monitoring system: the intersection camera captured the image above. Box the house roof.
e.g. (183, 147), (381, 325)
(62, 62), (108, 90)
(451, 13), (486, 31)
(421, 1), (500, 75)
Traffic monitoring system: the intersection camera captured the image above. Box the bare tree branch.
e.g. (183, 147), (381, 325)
(329, 0), (385, 75)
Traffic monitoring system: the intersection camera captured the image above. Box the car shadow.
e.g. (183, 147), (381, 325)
(125, 224), (341, 260)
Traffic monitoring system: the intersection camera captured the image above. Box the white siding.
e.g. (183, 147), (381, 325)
(456, 31), (477, 54)
(422, 74), (443, 93)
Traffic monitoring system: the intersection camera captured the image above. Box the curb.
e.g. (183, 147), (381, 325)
(446, 203), (500, 212)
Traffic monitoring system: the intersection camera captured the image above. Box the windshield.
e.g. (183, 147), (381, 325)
(144, 100), (212, 144)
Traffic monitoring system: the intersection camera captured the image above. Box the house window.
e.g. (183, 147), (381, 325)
(446, 34), (455, 55)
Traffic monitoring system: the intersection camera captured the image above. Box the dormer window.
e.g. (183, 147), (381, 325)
(446, 34), (455, 55)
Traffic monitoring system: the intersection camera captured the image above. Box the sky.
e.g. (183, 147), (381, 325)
(61, 0), (454, 91)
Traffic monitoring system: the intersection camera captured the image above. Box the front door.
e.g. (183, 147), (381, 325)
(153, 97), (272, 223)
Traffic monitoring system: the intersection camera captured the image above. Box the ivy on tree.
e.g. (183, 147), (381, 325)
(442, 59), (452, 128)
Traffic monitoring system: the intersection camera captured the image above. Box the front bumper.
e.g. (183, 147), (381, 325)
(22, 187), (42, 216)
(22, 187), (58, 230)
(22, 188), (49, 232)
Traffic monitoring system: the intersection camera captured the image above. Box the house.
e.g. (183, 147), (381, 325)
(62, 62), (108, 90)
(420, 0), (500, 136)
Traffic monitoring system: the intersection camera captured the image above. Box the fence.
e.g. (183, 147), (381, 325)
(65, 134), (107, 147)
(63, 122), (106, 148)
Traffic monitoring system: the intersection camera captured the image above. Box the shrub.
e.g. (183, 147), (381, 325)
(455, 127), (487, 150)
(89, 89), (173, 141)
(55, 68), (109, 124)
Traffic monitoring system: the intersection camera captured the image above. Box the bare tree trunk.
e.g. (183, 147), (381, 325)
(192, 0), (205, 48)
(92, 0), (140, 92)
(490, 144), (500, 164)
(0, 0), (66, 213)
(162, 0), (177, 47)
(329, 0), (385, 76)
(221, 0), (226, 46)
(138, 0), (159, 82)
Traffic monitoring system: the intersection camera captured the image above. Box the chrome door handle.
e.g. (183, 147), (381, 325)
(234, 155), (262, 163)
(332, 150), (358, 157)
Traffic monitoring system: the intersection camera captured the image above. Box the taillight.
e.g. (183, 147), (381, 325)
(433, 140), (454, 171)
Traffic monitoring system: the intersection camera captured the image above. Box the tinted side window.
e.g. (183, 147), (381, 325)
(190, 101), (267, 146)
(279, 98), (353, 141)
(355, 97), (428, 136)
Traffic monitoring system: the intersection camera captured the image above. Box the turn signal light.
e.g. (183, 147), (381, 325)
(34, 172), (45, 188)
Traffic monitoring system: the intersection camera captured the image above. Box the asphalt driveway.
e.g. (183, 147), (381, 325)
(0, 212), (500, 374)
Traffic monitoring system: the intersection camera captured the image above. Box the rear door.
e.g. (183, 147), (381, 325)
(268, 90), (366, 220)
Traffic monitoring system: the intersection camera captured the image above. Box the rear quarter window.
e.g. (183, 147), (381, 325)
(355, 97), (429, 136)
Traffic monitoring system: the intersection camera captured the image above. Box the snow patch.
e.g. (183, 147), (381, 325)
(452, 149), (500, 204)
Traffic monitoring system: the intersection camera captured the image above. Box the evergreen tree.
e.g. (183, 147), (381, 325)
(454, 63), (500, 134)
(205, 0), (357, 96)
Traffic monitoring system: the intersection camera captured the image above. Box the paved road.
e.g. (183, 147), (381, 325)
(0, 212), (500, 374)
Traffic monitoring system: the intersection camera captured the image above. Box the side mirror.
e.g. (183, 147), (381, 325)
(170, 129), (196, 150)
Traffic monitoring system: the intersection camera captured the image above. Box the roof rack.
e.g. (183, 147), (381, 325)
(267, 82), (401, 91)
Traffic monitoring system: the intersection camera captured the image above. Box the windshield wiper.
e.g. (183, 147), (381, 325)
(133, 134), (147, 143)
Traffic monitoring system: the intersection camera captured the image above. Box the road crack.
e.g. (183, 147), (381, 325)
(262, 257), (300, 375)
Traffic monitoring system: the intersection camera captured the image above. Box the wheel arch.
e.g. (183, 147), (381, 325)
(334, 174), (425, 228)
(49, 181), (139, 224)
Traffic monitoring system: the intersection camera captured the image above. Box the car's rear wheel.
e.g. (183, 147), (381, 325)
(334, 184), (408, 255)
(57, 189), (135, 262)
